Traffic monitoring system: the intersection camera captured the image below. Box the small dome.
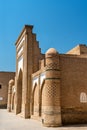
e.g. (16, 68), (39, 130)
(9, 79), (14, 86)
(46, 48), (58, 57)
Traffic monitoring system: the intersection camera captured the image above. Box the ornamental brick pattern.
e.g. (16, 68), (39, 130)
(46, 63), (59, 70)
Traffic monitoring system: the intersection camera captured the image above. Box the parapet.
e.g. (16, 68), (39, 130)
(67, 44), (87, 55)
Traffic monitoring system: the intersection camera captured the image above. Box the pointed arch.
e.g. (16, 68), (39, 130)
(31, 83), (37, 115)
(12, 92), (15, 110)
(39, 80), (45, 116)
(31, 83), (39, 116)
(17, 69), (23, 113)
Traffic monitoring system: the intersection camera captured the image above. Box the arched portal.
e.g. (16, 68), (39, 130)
(12, 93), (15, 110)
(31, 84), (36, 115)
(17, 69), (22, 113)
(32, 84), (39, 116)
(40, 80), (45, 117)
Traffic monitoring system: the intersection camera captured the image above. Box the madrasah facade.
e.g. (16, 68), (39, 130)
(7, 25), (87, 127)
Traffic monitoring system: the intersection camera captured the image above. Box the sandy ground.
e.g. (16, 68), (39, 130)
(0, 109), (87, 130)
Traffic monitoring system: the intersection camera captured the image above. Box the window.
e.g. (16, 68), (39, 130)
(0, 97), (3, 100)
(80, 92), (87, 103)
(0, 84), (2, 89)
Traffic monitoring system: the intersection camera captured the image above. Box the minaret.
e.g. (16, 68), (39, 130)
(42, 48), (62, 126)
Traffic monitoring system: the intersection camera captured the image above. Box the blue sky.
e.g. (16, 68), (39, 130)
(0, 0), (87, 71)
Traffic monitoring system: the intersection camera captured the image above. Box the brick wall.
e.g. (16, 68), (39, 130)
(0, 72), (15, 108)
(67, 44), (87, 55)
(60, 55), (87, 124)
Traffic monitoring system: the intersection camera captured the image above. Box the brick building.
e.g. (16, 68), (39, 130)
(7, 25), (87, 127)
(0, 72), (15, 108)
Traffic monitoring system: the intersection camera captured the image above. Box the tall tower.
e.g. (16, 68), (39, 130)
(42, 48), (62, 126)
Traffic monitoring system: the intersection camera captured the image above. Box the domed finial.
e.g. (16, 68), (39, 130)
(45, 48), (59, 57)
(9, 79), (14, 86)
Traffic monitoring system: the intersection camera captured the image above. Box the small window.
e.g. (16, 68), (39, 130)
(0, 84), (2, 89)
(80, 92), (87, 103)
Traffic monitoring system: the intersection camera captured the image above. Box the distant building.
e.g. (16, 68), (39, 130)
(0, 72), (15, 108)
(7, 25), (87, 127)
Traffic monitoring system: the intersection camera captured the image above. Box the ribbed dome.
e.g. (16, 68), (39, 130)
(46, 48), (58, 56)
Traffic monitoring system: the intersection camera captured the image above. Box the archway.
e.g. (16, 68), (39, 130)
(12, 93), (15, 110)
(17, 69), (22, 113)
(32, 84), (39, 116)
(40, 80), (45, 117)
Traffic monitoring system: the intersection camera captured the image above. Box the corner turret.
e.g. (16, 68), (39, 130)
(42, 48), (62, 127)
